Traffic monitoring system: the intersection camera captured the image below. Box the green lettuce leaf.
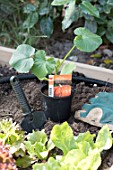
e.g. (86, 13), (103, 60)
(75, 131), (95, 148)
(76, 141), (91, 156)
(50, 122), (76, 155)
(61, 149), (86, 167)
(25, 130), (49, 159)
(77, 148), (101, 170)
(95, 125), (112, 152)
(33, 157), (61, 170)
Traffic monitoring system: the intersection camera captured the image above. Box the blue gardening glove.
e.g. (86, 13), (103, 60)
(80, 92), (113, 124)
(75, 92), (113, 130)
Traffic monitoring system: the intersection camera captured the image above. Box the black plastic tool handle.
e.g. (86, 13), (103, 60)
(10, 76), (31, 116)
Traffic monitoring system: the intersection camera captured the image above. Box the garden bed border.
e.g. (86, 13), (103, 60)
(1, 46), (113, 83)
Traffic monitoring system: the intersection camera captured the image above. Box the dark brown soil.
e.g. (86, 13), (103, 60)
(0, 65), (113, 169)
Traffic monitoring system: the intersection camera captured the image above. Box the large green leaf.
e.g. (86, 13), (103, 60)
(97, 27), (106, 36)
(31, 50), (56, 80)
(84, 19), (97, 33)
(95, 125), (112, 152)
(9, 44), (35, 73)
(39, 7), (49, 15)
(40, 17), (54, 37)
(103, 4), (112, 14)
(80, 1), (100, 18)
(62, 1), (79, 30)
(50, 122), (76, 155)
(23, 4), (37, 13)
(74, 27), (102, 52)
(23, 12), (39, 29)
(60, 62), (76, 74)
(39, 1), (49, 15)
(51, 0), (70, 6)
(98, 0), (107, 5)
(106, 28), (113, 43)
(108, 0), (113, 5)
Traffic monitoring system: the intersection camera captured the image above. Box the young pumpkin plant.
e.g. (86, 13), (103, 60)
(9, 27), (102, 80)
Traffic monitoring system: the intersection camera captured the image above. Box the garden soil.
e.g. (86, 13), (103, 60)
(0, 65), (113, 169)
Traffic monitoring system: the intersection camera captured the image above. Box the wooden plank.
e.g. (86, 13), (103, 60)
(0, 46), (15, 65)
(75, 62), (113, 83)
(0, 46), (113, 83)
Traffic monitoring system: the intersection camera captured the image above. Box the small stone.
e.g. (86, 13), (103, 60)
(68, 56), (78, 62)
(99, 63), (106, 67)
(103, 49), (113, 57)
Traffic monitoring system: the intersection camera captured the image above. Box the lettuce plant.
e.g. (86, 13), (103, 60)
(9, 27), (102, 80)
(33, 122), (112, 170)
(0, 119), (112, 169)
(0, 141), (17, 170)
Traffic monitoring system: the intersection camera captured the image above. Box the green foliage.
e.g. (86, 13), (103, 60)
(9, 44), (35, 73)
(33, 122), (112, 170)
(31, 50), (56, 80)
(22, 0), (56, 37)
(74, 27), (102, 52)
(0, 119), (24, 147)
(0, 0), (60, 47)
(95, 125), (113, 151)
(25, 130), (54, 160)
(1, 0), (112, 47)
(50, 122), (76, 155)
(0, 119), (112, 169)
(9, 27), (102, 80)
(51, 0), (113, 44)
(0, 118), (54, 168)
(0, 119), (30, 168)
(33, 157), (61, 170)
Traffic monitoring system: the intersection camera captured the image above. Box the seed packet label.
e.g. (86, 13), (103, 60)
(48, 75), (54, 97)
(48, 74), (72, 97)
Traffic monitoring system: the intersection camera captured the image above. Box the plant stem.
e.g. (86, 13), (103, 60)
(57, 45), (76, 74)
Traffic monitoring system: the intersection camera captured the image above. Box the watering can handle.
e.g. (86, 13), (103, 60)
(10, 76), (31, 116)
